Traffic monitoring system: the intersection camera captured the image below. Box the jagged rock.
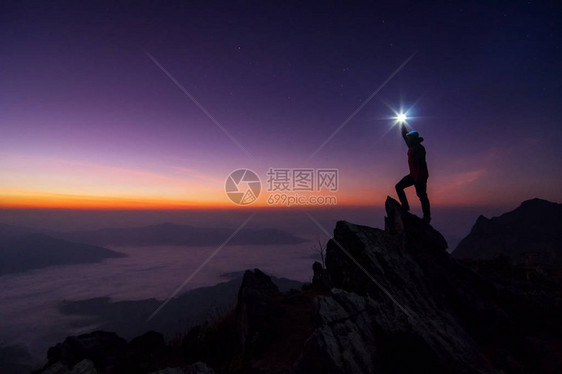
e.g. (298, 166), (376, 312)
(40, 362), (70, 374)
(296, 289), (377, 374)
(129, 331), (166, 354)
(42, 330), (169, 373)
(302, 197), (497, 373)
(39, 359), (97, 374)
(185, 362), (215, 373)
(70, 359), (97, 374)
(235, 268), (280, 350)
(127, 331), (169, 373)
(385, 196), (448, 251)
(312, 261), (331, 290)
(45, 331), (127, 371)
(181, 324), (203, 360)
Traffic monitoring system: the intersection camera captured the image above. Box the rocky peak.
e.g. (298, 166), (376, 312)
(300, 197), (561, 373)
(384, 196), (448, 250)
(302, 197), (495, 373)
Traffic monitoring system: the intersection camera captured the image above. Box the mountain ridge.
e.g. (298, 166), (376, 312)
(0, 232), (125, 276)
(453, 197), (562, 264)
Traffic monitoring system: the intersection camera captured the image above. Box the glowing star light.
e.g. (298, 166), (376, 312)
(396, 113), (407, 123)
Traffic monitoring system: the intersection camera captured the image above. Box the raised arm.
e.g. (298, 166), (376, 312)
(400, 123), (411, 144)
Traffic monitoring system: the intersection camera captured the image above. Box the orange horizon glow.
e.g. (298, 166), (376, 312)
(0, 188), (524, 210)
(0, 189), (231, 210)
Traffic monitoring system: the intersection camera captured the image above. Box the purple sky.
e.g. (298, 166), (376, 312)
(1, 1), (561, 208)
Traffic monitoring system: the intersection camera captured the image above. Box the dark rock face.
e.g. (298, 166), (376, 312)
(43, 330), (174, 373)
(46, 331), (127, 371)
(299, 197), (494, 374)
(296, 197), (562, 374)
(127, 331), (169, 372)
(311, 261), (330, 290)
(453, 198), (562, 265)
(235, 269), (280, 350)
(182, 269), (315, 373)
(296, 289), (378, 374)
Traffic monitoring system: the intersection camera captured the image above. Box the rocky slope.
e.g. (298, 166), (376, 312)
(37, 197), (562, 373)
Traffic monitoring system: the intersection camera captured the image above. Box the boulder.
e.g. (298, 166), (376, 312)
(235, 268), (280, 350)
(46, 331), (127, 371)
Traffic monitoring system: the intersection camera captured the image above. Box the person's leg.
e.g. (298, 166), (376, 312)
(414, 179), (431, 223)
(395, 175), (414, 211)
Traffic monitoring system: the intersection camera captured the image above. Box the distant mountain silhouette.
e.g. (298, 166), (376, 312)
(0, 222), (40, 236)
(452, 198), (562, 265)
(57, 275), (302, 340)
(61, 222), (306, 247)
(0, 233), (126, 276)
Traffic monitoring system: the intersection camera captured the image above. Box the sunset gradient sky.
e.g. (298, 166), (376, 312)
(1, 1), (561, 209)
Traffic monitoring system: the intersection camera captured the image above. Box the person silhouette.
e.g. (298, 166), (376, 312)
(395, 123), (431, 223)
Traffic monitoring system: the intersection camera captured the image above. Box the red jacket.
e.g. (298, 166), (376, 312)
(408, 145), (429, 181)
(402, 125), (429, 181)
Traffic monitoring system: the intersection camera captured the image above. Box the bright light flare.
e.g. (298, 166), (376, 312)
(396, 113), (407, 123)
